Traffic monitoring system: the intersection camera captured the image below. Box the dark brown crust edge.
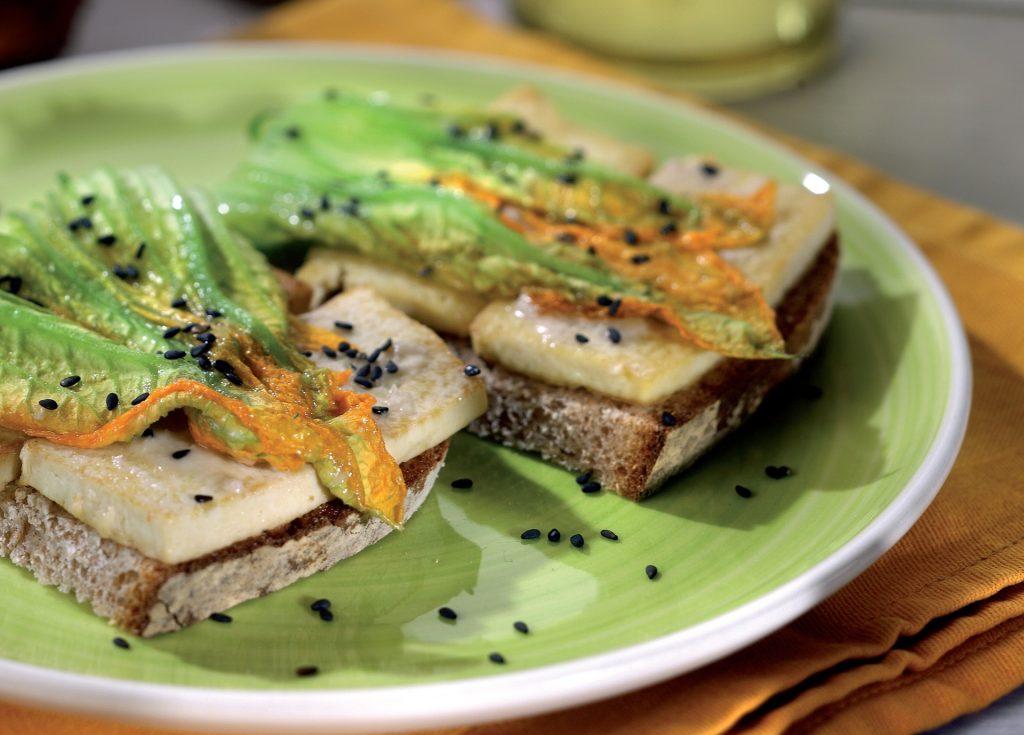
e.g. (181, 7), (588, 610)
(464, 235), (840, 500)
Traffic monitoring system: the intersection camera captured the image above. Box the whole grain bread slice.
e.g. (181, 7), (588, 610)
(458, 236), (839, 500)
(0, 441), (447, 637)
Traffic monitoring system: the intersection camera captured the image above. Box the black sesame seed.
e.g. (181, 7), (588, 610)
(596, 295), (613, 307)
(609, 299), (622, 317)
(59, 375), (81, 388)
(547, 528), (561, 542)
(321, 345), (338, 359)
(113, 264), (139, 280)
(105, 393), (119, 411)
(354, 377), (373, 389)
(575, 471), (592, 485)
(205, 308), (222, 319)
(97, 233), (117, 247)
(521, 528), (541, 540)
(765, 465), (793, 479)
(311, 598), (331, 611)
(112, 637), (130, 650)
(570, 533), (584, 548)
(345, 348), (359, 359)
(224, 372), (243, 387)
(134, 242), (146, 259)
(171, 297), (188, 309)
(464, 364), (482, 377)
(172, 449), (191, 459)
(356, 364), (371, 379)
(142, 427), (155, 438)
(371, 405), (389, 416)
(163, 327), (182, 339)
(418, 265), (434, 277)
(735, 484), (754, 498)
(574, 333), (589, 344)
(658, 197), (672, 215)
(645, 564), (659, 580)
(334, 320), (353, 331)
(600, 529), (619, 541)
(513, 621), (529, 634)
(623, 228), (639, 245)
(581, 481), (601, 494)
(449, 477), (473, 490)
(284, 126), (301, 139)
(295, 666), (319, 677)
(300, 207), (315, 220)
(190, 343), (211, 357)
(660, 221), (678, 236)
(661, 411), (677, 427)
(336, 341), (350, 353)
(196, 355), (212, 371)
(210, 612), (232, 623)
(194, 494), (213, 503)
(130, 392), (149, 406)
(196, 332), (216, 344)
(371, 365), (383, 381)
(607, 327), (622, 344)
(447, 124), (467, 139)
(319, 194), (331, 211)
(557, 172), (578, 185)
(164, 350), (186, 360)
(438, 606), (457, 620)
(489, 652), (506, 665)
(38, 398), (58, 411)
(631, 254), (651, 265)
(0, 275), (23, 294)
(318, 608), (334, 622)
(366, 348), (381, 363)
(213, 359), (234, 374)
(67, 216), (93, 232)
(701, 162), (720, 176)
(80, 194), (96, 207)
(385, 360), (399, 374)
(379, 337), (393, 351)
(189, 323), (211, 335)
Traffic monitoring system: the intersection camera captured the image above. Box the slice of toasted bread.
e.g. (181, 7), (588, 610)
(0, 441), (446, 637)
(456, 236), (838, 500)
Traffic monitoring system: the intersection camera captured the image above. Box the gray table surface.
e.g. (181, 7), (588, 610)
(50, 0), (1024, 731)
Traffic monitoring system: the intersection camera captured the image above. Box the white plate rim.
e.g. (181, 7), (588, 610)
(0, 41), (972, 734)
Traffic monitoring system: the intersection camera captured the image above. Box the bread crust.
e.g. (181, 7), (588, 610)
(0, 441), (447, 636)
(462, 236), (839, 500)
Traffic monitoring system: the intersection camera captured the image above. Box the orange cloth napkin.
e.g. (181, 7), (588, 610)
(5, 1), (1024, 733)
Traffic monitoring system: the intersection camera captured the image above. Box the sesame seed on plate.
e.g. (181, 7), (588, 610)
(574, 333), (589, 344)
(607, 327), (621, 344)
(735, 484), (754, 498)
(210, 612), (232, 623)
(600, 530), (619, 541)
(295, 666), (319, 677)
(194, 494), (213, 503)
(311, 598), (331, 611)
(438, 606), (457, 620)
(105, 393), (119, 411)
(464, 364), (482, 377)
(661, 411), (677, 427)
(645, 564), (659, 580)
(164, 350), (186, 360)
(172, 449), (191, 459)
(112, 637), (130, 650)
(60, 375), (81, 388)
(163, 327), (181, 339)
(38, 398), (58, 411)
(765, 465), (793, 479)
(513, 621), (529, 634)
(520, 528), (541, 540)
(547, 529), (561, 542)
(570, 534), (584, 548)
(130, 392), (149, 406)
(489, 652), (506, 664)
(372, 406), (389, 416)
(450, 478), (473, 489)
(581, 481), (601, 494)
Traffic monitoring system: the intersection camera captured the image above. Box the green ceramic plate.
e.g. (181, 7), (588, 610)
(0, 45), (970, 733)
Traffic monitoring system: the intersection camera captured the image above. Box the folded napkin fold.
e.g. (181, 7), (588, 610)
(5, 1), (1024, 733)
